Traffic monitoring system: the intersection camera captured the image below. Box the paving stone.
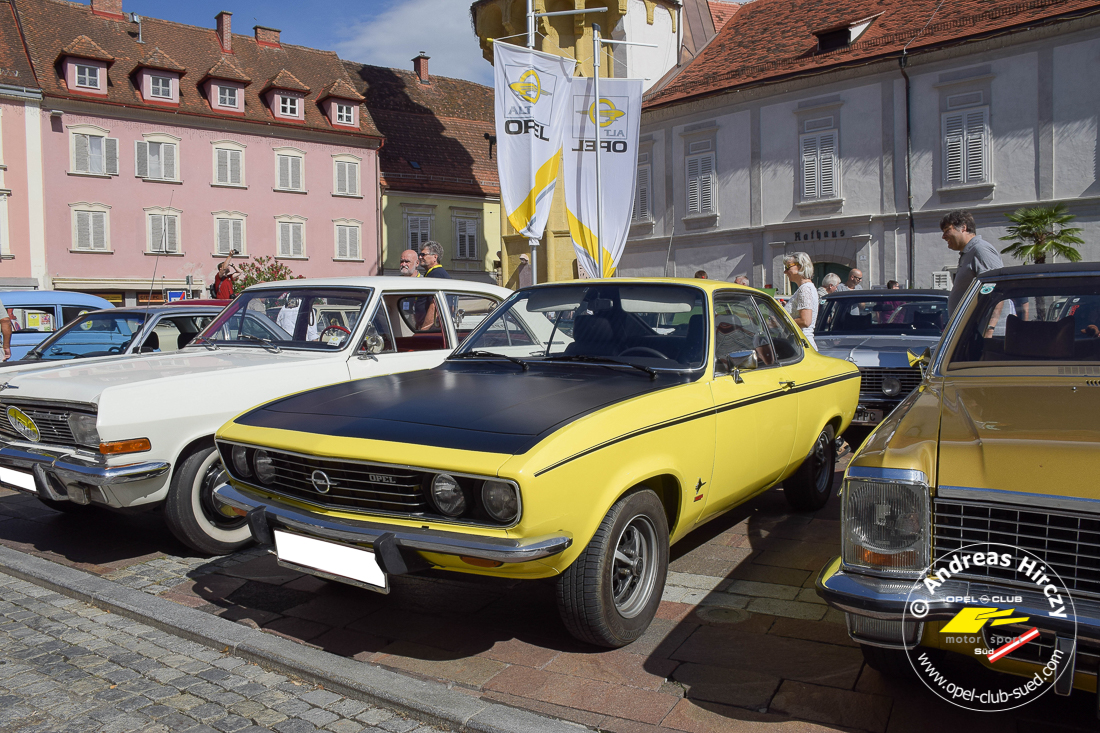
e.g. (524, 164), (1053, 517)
(770, 679), (893, 732)
(300, 689), (342, 707)
(299, 707), (340, 727)
(746, 597), (828, 621)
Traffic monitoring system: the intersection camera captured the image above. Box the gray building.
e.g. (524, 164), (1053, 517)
(624, 0), (1100, 291)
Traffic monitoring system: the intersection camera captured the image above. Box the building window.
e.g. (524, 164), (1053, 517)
(277, 220), (305, 257)
(135, 140), (179, 181)
(276, 152), (304, 190)
(215, 216), (245, 255)
(218, 86), (237, 108)
(800, 129), (839, 201)
(147, 212), (180, 253)
(280, 96), (298, 117)
(685, 152), (714, 214)
(334, 159), (359, 196)
(335, 103), (353, 125)
(943, 107), (989, 185)
(633, 164), (651, 220)
(407, 214), (431, 250)
(214, 148), (243, 186)
(454, 217), (478, 260)
(72, 208), (109, 251)
(150, 75), (172, 98)
(335, 223), (361, 260)
(75, 64), (99, 89)
(70, 128), (118, 176)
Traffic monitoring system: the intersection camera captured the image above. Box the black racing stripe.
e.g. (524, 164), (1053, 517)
(533, 369), (859, 477)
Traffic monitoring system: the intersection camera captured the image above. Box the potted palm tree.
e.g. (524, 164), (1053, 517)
(999, 202), (1084, 264)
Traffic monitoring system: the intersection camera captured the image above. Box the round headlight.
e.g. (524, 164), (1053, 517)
(882, 376), (902, 397)
(231, 446), (252, 477)
(482, 480), (519, 524)
(430, 474), (466, 517)
(253, 450), (276, 484)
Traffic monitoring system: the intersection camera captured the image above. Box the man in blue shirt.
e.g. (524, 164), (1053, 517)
(419, 241), (451, 279)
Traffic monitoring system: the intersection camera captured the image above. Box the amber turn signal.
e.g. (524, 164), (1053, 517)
(99, 438), (152, 455)
(460, 556), (503, 568)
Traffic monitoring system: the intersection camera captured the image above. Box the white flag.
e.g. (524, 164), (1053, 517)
(494, 43), (574, 240)
(562, 77), (642, 278)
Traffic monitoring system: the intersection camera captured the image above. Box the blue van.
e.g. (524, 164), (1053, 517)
(0, 290), (115, 360)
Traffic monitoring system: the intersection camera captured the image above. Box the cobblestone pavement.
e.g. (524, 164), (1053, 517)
(3, 461), (1100, 732)
(0, 570), (444, 733)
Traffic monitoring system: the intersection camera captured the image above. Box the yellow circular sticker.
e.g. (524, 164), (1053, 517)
(7, 406), (40, 442)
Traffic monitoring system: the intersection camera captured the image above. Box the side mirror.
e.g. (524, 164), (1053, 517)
(720, 350), (758, 383)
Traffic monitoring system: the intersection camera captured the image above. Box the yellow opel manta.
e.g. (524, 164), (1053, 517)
(213, 279), (858, 646)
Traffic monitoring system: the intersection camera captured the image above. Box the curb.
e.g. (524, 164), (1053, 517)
(0, 545), (589, 733)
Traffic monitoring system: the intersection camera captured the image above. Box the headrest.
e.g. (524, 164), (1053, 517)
(1004, 315), (1074, 358)
(140, 331), (159, 352)
(573, 314), (614, 343)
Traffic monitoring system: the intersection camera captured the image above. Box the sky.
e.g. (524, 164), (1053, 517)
(114, 0), (495, 86)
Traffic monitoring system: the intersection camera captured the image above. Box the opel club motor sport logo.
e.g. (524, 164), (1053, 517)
(504, 65), (557, 140)
(7, 406), (40, 442)
(571, 94), (630, 154)
(902, 542), (1077, 712)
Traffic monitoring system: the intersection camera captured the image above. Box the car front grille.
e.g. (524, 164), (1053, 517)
(858, 367), (923, 401)
(0, 402), (84, 446)
(933, 497), (1100, 600)
(225, 447), (430, 516)
(981, 623), (1100, 674)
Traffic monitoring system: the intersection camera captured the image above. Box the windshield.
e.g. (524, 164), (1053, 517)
(197, 288), (372, 351)
(948, 277), (1100, 368)
(817, 296), (949, 336)
(454, 283), (707, 370)
(28, 312), (147, 360)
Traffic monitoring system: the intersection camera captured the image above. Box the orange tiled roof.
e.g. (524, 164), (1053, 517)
(648, 0), (1100, 107)
(318, 78), (364, 102)
(0, 3), (38, 87)
(136, 47), (185, 74)
(59, 34), (113, 63)
(264, 68), (310, 94)
(709, 1), (740, 31)
(203, 56), (251, 84)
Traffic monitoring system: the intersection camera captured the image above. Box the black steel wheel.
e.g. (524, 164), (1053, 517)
(783, 424), (837, 512)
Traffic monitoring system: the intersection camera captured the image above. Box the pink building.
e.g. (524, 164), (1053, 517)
(10, 0), (382, 303)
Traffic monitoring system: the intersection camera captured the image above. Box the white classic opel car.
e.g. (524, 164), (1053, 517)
(0, 277), (511, 555)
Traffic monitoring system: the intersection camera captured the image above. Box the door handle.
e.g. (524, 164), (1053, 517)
(779, 380), (796, 389)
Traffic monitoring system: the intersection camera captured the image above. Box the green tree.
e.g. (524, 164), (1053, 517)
(232, 255), (304, 294)
(999, 202), (1084, 264)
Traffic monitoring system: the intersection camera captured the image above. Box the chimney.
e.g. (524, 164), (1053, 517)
(216, 11), (232, 53)
(254, 25), (281, 48)
(90, 0), (124, 19)
(413, 52), (430, 84)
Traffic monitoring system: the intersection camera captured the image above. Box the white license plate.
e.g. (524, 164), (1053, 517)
(273, 530), (387, 590)
(0, 467), (35, 492)
(853, 407), (883, 425)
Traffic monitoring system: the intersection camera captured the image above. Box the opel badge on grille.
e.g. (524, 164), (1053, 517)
(7, 406), (40, 443)
(310, 470), (336, 494)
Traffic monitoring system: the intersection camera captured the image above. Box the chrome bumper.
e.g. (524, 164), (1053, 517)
(213, 482), (573, 564)
(817, 556), (1100, 643)
(0, 441), (170, 505)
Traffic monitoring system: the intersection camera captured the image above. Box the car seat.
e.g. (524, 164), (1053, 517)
(677, 314), (705, 364)
(565, 314), (617, 356)
(912, 311), (943, 331)
(1003, 315), (1074, 359)
(178, 332), (196, 350)
(138, 331), (160, 353)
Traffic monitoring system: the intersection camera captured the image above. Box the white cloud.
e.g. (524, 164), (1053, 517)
(335, 0), (493, 86)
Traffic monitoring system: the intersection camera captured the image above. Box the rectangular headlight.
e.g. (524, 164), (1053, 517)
(842, 478), (929, 577)
(67, 413), (101, 449)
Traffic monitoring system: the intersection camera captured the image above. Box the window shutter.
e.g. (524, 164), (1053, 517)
(337, 226), (348, 258)
(291, 223), (303, 256)
(348, 226), (359, 259)
(232, 219), (242, 251)
(633, 165), (650, 220)
(105, 138), (118, 175)
(278, 155), (291, 189)
(165, 215), (178, 253)
(216, 149), (229, 184)
(229, 150), (242, 185)
(76, 211), (91, 249)
(278, 222), (291, 256)
(163, 143), (176, 180)
(818, 131), (837, 199)
(698, 154), (714, 213)
(336, 161), (348, 194)
(965, 110), (987, 183)
(135, 141), (149, 178)
(74, 134), (90, 173)
(150, 214), (164, 252)
(944, 113), (965, 183)
(91, 212), (106, 250)
(686, 156), (701, 213)
(290, 156), (302, 190)
(347, 162), (358, 195)
(801, 135), (819, 200)
(217, 219), (231, 254)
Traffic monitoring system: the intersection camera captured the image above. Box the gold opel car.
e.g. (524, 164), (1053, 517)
(819, 263), (1100, 698)
(213, 279), (858, 646)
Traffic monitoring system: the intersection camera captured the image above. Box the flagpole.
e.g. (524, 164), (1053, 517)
(592, 24), (605, 278)
(525, 0), (539, 283)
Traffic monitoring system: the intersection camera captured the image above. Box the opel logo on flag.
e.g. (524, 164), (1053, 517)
(509, 69), (541, 104)
(310, 470), (336, 494)
(584, 98), (625, 127)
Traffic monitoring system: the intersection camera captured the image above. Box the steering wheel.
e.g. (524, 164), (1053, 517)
(618, 346), (671, 360)
(107, 345), (124, 354)
(319, 324), (351, 345)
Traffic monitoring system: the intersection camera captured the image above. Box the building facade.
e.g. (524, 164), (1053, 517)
(627, 0), (1100, 291)
(11, 0), (382, 303)
(345, 57), (501, 283)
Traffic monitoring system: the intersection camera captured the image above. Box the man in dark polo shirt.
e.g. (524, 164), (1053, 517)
(419, 241), (451, 279)
(942, 210), (1003, 314)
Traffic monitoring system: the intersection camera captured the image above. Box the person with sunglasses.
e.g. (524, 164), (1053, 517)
(834, 268), (863, 291)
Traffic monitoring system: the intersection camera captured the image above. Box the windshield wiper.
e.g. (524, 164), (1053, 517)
(190, 336), (220, 351)
(239, 334), (282, 353)
(450, 350), (529, 371)
(542, 354), (657, 380)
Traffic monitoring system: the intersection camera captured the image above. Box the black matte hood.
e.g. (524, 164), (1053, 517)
(236, 362), (689, 455)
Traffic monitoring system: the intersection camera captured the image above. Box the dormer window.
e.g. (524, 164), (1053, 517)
(814, 14), (878, 53)
(336, 103), (353, 125)
(150, 75), (172, 98)
(219, 86), (237, 108)
(75, 64), (99, 89)
(280, 96), (298, 117)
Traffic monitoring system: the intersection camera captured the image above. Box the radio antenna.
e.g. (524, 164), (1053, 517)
(142, 189), (175, 339)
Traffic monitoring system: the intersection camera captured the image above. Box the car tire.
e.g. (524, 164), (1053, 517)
(163, 443), (251, 556)
(860, 644), (939, 678)
(556, 489), (668, 648)
(783, 424), (836, 512)
(37, 496), (93, 514)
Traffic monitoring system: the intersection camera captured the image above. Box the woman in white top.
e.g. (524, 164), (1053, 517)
(783, 252), (818, 350)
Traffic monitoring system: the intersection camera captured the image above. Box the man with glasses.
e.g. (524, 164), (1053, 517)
(419, 241), (451, 279)
(835, 268), (863, 291)
(398, 249), (421, 277)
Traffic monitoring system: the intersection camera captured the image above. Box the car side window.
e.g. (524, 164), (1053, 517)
(447, 293), (502, 343)
(383, 294), (451, 352)
(754, 297), (805, 365)
(359, 304), (396, 355)
(713, 293), (777, 369)
(62, 306), (93, 325)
